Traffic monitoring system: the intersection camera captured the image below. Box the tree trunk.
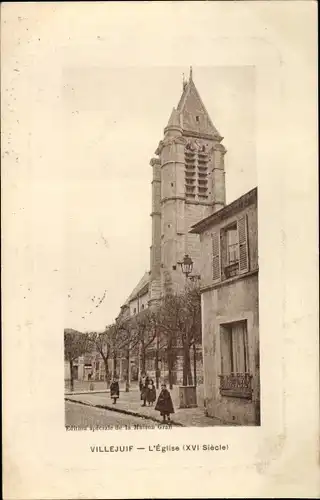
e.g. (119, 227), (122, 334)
(182, 350), (188, 386)
(69, 359), (74, 392)
(168, 365), (173, 390)
(125, 349), (130, 392)
(155, 331), (160, 389)
(183, 343), (192, 386)
(103, 357), (110, 388)
(193, 343), (197, 387)
(113, 351), (117, 379)
(141, 340), (146, 374)
(167, 344), (175, 390)
(187, 350), (193, 386)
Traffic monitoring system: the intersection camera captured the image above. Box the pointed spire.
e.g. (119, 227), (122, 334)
(176, 69), (222, 139)
(166, 107), (181, 128)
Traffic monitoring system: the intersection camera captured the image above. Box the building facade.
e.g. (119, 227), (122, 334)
(64, 354), (95, 384)
(190, 187), (259, 425)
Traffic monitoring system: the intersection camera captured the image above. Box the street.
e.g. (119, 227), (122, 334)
(65, 401), (156, 429)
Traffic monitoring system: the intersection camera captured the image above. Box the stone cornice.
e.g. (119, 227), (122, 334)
(161, 196), (185, 204)
(185, 139), (226, 156)
(209, 143), (227, 154)
(161, 160), (184, 169)
(185, 199), (212, 207)
(164, 124), (183, 135)
(150, 211), (161, 216)
(155, 135), (226, 156)
(200, 269), (259, 294)
(155, 136), (187, 155)
(183, 130), (223, 142)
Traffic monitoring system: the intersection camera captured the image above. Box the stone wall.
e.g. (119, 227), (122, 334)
(202, 274), (259, 425)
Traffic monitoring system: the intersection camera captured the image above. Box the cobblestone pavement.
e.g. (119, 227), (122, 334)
(65, 401), (156, 429)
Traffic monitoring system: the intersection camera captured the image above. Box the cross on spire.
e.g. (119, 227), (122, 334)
(189, 66), (193, 81)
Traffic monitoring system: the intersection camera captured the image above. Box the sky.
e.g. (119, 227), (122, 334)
(62, 66), (256, 332)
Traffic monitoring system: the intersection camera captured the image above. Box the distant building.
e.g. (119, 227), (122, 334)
(190, 187), (260, 425)
(64, 355), (92, 383)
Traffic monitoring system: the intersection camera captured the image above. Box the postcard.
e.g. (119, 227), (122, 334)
(2, 1), (318, 498)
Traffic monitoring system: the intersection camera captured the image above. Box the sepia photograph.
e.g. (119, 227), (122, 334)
(63, 66), (260, 429)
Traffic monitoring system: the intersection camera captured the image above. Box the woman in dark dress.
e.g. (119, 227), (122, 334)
(110, 378), (120, 404)
(155, 383), (174, 422)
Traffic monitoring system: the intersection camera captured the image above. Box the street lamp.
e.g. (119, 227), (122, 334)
(178, 254), (200, 282)
(177, 254), (201, 395)
(178, 254), (194, 278)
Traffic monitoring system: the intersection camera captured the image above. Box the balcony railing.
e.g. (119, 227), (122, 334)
(219, 373), (253, 399)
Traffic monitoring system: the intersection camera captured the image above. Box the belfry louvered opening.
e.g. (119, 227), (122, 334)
(185, 142), (209, 200)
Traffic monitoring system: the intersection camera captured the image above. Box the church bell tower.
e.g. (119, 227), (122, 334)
(149, 68), (227, 300)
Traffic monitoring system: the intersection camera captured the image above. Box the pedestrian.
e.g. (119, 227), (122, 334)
(139, 372), (150, 407)
(155, 383), (174, 423)
(110, 378), (120, 404)
(147, 379), (156, 406)
(139, 372), (146, 393)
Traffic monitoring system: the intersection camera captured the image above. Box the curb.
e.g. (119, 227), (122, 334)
(65, 398), (184, 427)
(65, 391), (108, 396)
(64, 390), (139, 396)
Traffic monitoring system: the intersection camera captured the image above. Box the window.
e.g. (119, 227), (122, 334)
(196, 116), (200, 122)
(211, 214), (249, 282)
(141, 304), (145, 310)
(226, 224), (239, 265)
(221, 321), (248, 373)
(219, 320), (252, 399)
(133, 308), (136, 314)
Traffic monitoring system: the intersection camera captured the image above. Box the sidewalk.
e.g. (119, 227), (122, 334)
(65, 385), (229, 427)
(65, 380), (113, 394)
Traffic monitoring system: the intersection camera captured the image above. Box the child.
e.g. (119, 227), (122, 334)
(110, 378), (119, 404)
(147, 379), (156, 406)
(155, 383), (174, 422)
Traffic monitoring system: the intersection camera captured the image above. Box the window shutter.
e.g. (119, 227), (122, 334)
(211, 231), (221, 281)
(238, 215), (249, 274)
(220, 327), (232, 374)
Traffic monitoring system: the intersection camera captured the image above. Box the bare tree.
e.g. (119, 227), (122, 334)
(88, 328), (113, 386)
(110, 318), (139, 392)
(130, 309), (157, 375)
(64, 328), (91, 391)
(156, 294), (181, 388)
(156, 285), (201, 387)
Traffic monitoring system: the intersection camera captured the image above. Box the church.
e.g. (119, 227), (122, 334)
(116, 68), (228, 384)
